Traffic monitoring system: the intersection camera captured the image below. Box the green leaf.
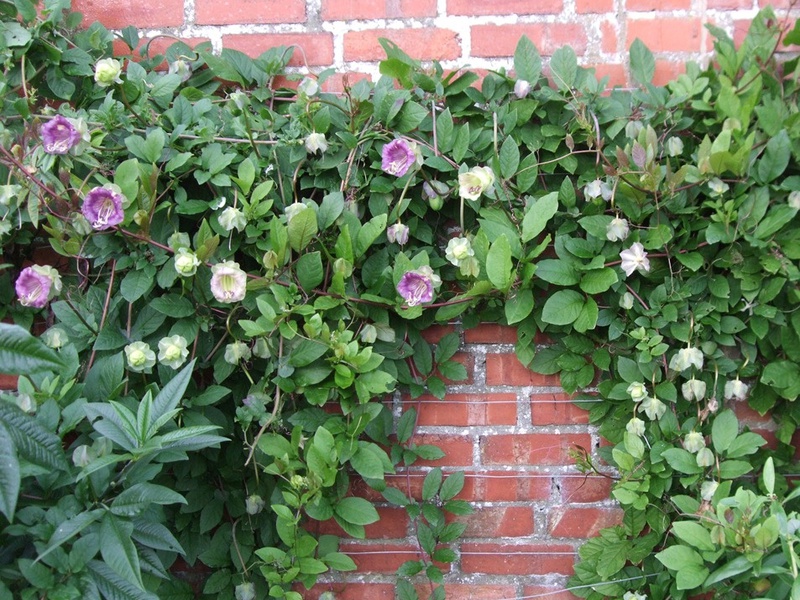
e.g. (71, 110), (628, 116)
(573, 296), (598, 333)
(334, 497), (379, 526)
(0, 402), (68, 471)
(549, 46), (577, 90)
(149, 294), (195, 318)
(397, 408), (416, 444)
(131, 519), (184, 553)
(629, 38), (655, 85)
(0, 323), (64, 374)
(287, 206), (318, 252)
(499, 136), (520, 179)
(36, 509), (105, 564)
(655, 544), (705, 577)
(87, 560), (158, 600)
(111, 483), (187, 516)
(434, 332), (460, 363)
(711, 409), (738, 454)
(541, 290), (585, 326)
(757, 128), (790, 183)
(149, 360), (195, 438)
(763, 456), (775, 495)
(0, 423), (19, 521)
(580, 268), (618, 294)
(671, 521), (715, 552)
(296, 252), (324, 289)
(522, 192), (558, 242)
(439, 471), (464, 501)
(318, 192), (344, 230)
(120, 270), (153, 303)
(514, 35), (542, 83)
(101, 514), (143, 588)
(505, 288), (534, 325)
(661, 448), (703, 474)
(535, 259), (579, 286)
(422, 467), (443, 501)
(486, 234), (513, 291)
(350, 445), (386, 480)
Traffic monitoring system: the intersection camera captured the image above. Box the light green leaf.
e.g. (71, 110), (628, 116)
(711, 409), (738, 454)
(580, 268), (618, 294)
(334, 497), (379, 526)
(149, 360), (195, 438)
(541, 290), (585, 326)
(0, 323), (64, 375)
(0, 423), (19, 522)
(549, 46), (577, 90)
(111, 483), (187, 516)
(486, 234), (513, 291)
(101, 514), (143, 588)
(499, 136), (520, 179)
(629, 38), (655, 85)
(522, 192), (558, 242)
(296, 252), (324, 290)
(671, 521), (715, 552)
(505, 288), (534, 325)
(514, 35), (542, 83)
(287, 207), (318, 252)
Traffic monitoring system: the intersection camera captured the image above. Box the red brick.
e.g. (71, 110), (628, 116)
(309, 507), (408, 539)
(340, 542), (431, 573)
(467, 470), (552, 502)
(410, 434), (474, 466)
(461, 543), (575, 575)
(485, 353), (561, 386)
(463, 323), (517, 344)
(628, 0), (690, 9)
(575, 0), (613, 12)
(626, 18), (704, 53)
(322, 72), (373, 93)
(709, 0), (751, 6)
(472, 24), (587, 57)
(559, 474), (614, 503)
(322, 0), (437, 20)
(653, 60), (686, 86)
(405, 392), (517, 427)
(549, 506), (623, 538)
(0, 374), (18, 390)
(73, 0), (184, 28)
(421, 324), (458, 344)
(601, 21), (618, 54)
(447, 0), (562, 15)
(592, 63), (628, 89)
(481, 433), (592, 466)
(221, 33), (334, 66)
(113, 37), (209, 67)
(438, 351), (474, 384)
(731, 399), (775, 426)
(344, 28), (462, 62)
(415, 584), (518, 599)
(531, 392), (590, 425)
(303, 584), (395, 600)
(523, 586), (581, 600)
(456, 505), (535, 537)
(196, 0), (305, 24)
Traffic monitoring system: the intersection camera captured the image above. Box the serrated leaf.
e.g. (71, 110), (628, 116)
(131, 519), (184, 553)
(111, 483), (187, 516)
(0, 402), (68, 472)
(0, 323), (63, 375)
(0, 423), (19, 521)
(101, 514), (143, 588)
(87, 560), (157, 600)
(149, 360), (195, 438)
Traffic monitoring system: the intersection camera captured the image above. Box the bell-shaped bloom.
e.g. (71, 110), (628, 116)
(245, 494), (265, 515)
(584, 179), (603, 200)
(224, 341), (252, 365)
(298, 76), (319, 97)
(168, 59), (192, 82)
(669, 347), (704, 372)
(381, 139), (416, 177)
(619, 242), (650, 277)
(696, 447), (715, 467)
(15, 265), (62, 308)
(708, 177), (729, 196)
(94, 58), (123, 87)
(606, 217), (630, 242)
(397, 270), (434, 307)
(458, 166), (495, 200)
(626, 417), (646, 437)
(305, 132), (328, 154)
(42, 327), (68, 349)
(387, 223), (410, 245)
(158, 335), (189, 369)
(682, 378), (707, 402)
(210, 261), (247, 303)
(514, 79), (531, 98)
(666, 136), (684, 157)
(82, 186), (125, 230)
(235, 582), (256, 600)
(683, 431), (706, 453)
(174, 248), (201, 277)
(700, 480), (719, 501)
(640, 396), (666, 420)
(626, 381), (647, 402)
(125, 341), (156, 372)
(724, 379), (749, 401)
(219, 206), (247, 232)
(445, 236), (474, 268)
(41, 115), (81, 155)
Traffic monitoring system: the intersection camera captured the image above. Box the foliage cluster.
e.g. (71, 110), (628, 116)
(1, 1), (800, 598)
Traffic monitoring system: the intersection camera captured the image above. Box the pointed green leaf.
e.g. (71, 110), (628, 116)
(0, 323), (63, 375)
(0, 422), (20, 521)
(629, 38), (655, 85)
(149, 360), (195, 438)
(486, 234), (513, 291)
(287, 206), (318, 252)
(541, 290), (584, 326)
(522, 192), (558, 242)
(101, 514), (144, 588)
(514, 35), (542, 83)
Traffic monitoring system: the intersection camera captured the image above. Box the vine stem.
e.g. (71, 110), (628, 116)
(86, 259), (116, 372)
(244, 336), (284, 467)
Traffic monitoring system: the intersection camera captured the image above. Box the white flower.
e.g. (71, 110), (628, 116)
(305, 132), (328, 154)
(606, 217), (629, 242)
(298, 76), (319, 97)
(666, 136), (684, 157)
(696, 447), (715, 467)
(72, 445), (94, 468)
(168, 59), (192, 82)
(210, 261), (247, 303)
(387, 223), (410, 245)
(619, 242), (650, 277)
(224, 341), (252, 365)
(625, 121), (643, 138)
(514, 79), (531, 98)
(682, 378), (707, 402)
(125, 341), (156, 372)
(42, 327), (68, 349)
(245, 494), (265, 515)
(700, 480), (719, 501)
(158, 335), (189, 369)
(219, 206), (247, 232)
(620, 292), (635, 310)
(174, 248), (201, 277)
(94, 58), (123, 87)
(669, 347), (704, 372)
(640, 396), (666, 420)
(584, 179), (603, 200)
(623, 592), (647, 600)
(627, 382), (648, 402)
(789, 191), (800, 209)
(724, 379), (749, 401)
(683, 431), (706, 453)
(626, 417), (646, 437)
(16, 394), (35, 413)
(445, 236), (474, 267)
(708, 177), (729, 196)
(458, 166), (495, 200)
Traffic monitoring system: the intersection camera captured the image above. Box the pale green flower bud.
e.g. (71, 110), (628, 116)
(125, 341), (156, 372)
(157, 335), (189, 369)
(683, 431), (706, 453)
(620, 292), (635, 310)
(262, 250), (279, 270)
(666, 136), (684, 157)
(333, 257), (353, 277)
(789, 191), (800, 209)
(235, 583), (256, 600)
(224, 341), (252, 365)
(219, 206), (247, 232)
(16, 394), (35, 413)
(360, 324), (377, 344)
(627, 382), (647, 402)
(168, 59), (192, 82)
(445, 236), (474, 267)
(708, 177), (729, 196)
(724, 379), (749, 401)
(42, 327), (68, 349)
(626, 417), (646, 437)
(682, 378), (707, 402)
(623, 592), (646, 600)
(253, 337), (270, 359)
(606, 217), (629, 242)
(245, 494), (265, 515)
(640, 396), (666, 420)
(168, 231), (191, 250)
(305, 132), (328, 154)
(669, 347), (704, 372)
(94, 58), (123, 87)
(133, 209), (149, 227)
(174, 247), (201, 277)
(290, 474), (306, 490)
(72, 444), (94, 468)
(696, 447), (715, 467)
(625, 121), (643, 138)
(284, 202), (307, 223)
(298, 76), (319, 96)
(700, 480), (719, 501)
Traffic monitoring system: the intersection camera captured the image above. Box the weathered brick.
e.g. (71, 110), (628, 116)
(463, 323), (518, 344)
(530, 392), (590, 425)
(196, 0), (305, 25)
(628, 0), (691, 9)
(421, 324), (458, 344)
(73, 0), (184, 28)
(303, 584), (395, 600)
(592, 63), (628, 89)
(344, 29), (462, 62)
(415, 584), (518, 599)
(481, 433), (592, 466)
(405, 392), (517, 427)
(627, 18), (704, 53)
(447, 0), (562, 15)
(549, 506), (624, 538)
(461, 543), (576, 574)
(455, 505), (535, 537)
(472, 23), (588, 57)
(468, 470), (552, 502)
(575, 0), (614, 13)
(601, 21), (618, 54)
(309, 507), (409, 539)
(322, 0), (437, 20)
(410, 434), (474, 466)
(341, 542), (439, 573)
(523, 586), (582, 600)
(559, 474), (614, 503)
(221, 33), (334, 66)
(485, 353), (561, 386)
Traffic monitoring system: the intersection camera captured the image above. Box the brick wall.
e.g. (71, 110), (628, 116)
(75, 0), (799, 89)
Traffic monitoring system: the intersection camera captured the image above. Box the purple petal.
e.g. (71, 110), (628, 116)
(41, 116), (80, 155)
(81, 187), (125, 230)
(397, 271), (433, 306)
(381, 139), (416, 177)
(15, 267), (52, 308)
